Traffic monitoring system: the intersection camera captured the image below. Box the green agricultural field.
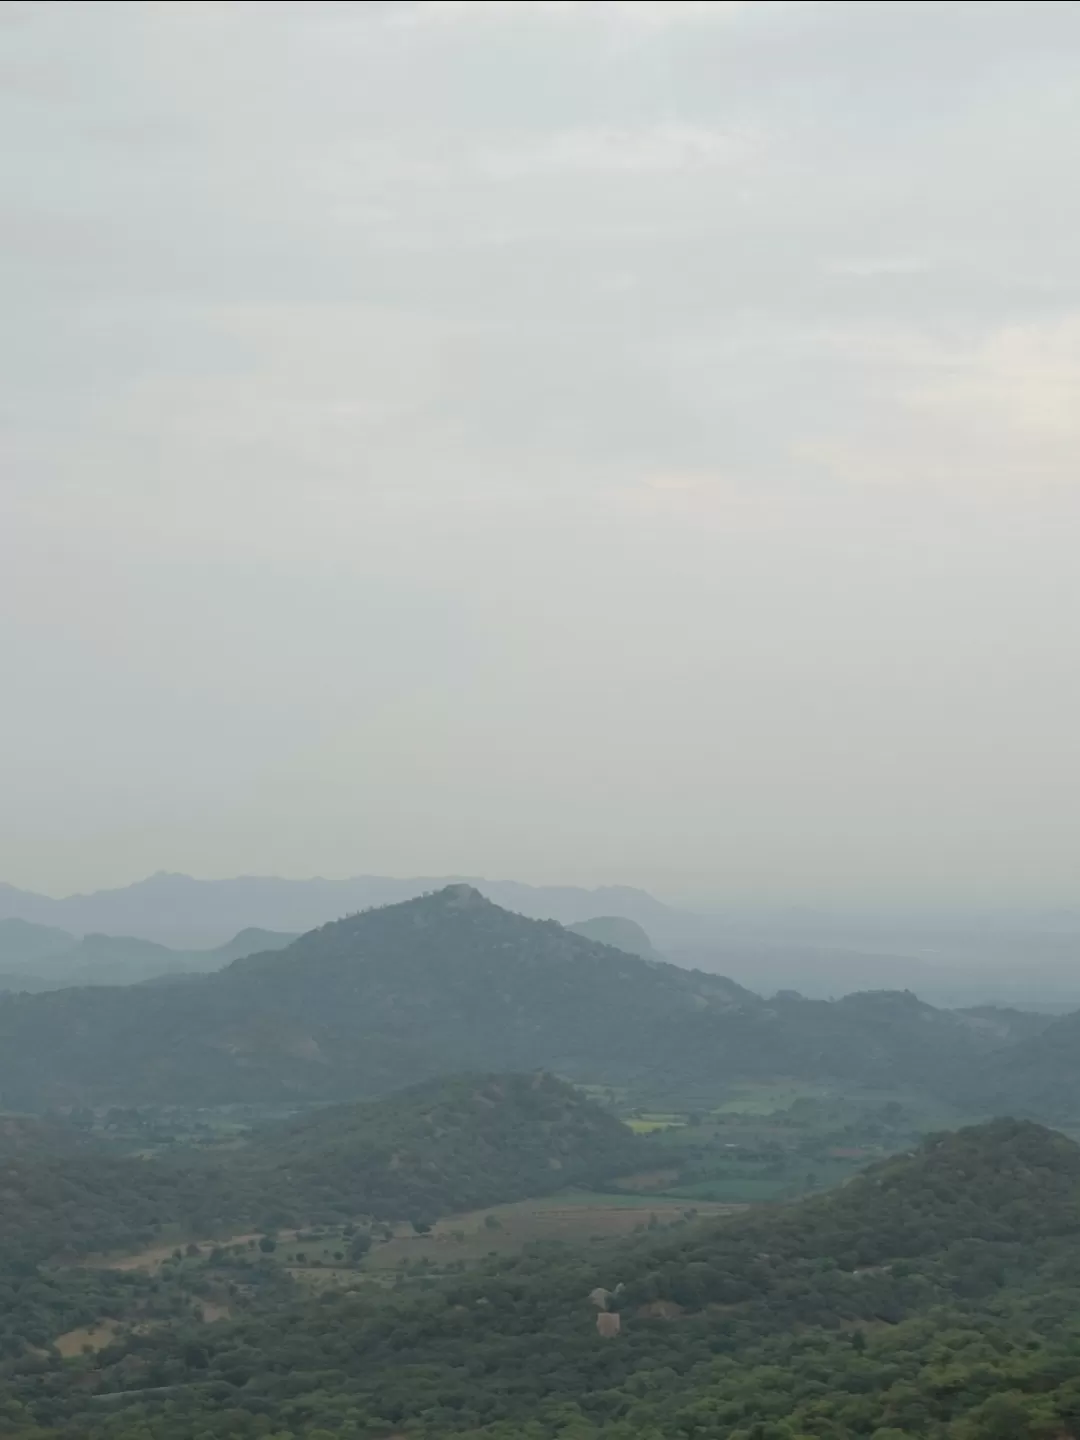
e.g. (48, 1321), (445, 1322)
(606, 1082), (979, 1208)
(664, 1175), (792, 1202)
(712, 1081), (837, 1115)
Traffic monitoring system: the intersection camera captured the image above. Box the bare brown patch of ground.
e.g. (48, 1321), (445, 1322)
(54, 1319), (121, 1358)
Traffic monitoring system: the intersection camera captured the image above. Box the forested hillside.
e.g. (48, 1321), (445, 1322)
(0, 887), (1054, 1112)
(243, 1070), (639, 1226)
(0, 1073), (639, 1266)
(7, 1119), (1080, 1439)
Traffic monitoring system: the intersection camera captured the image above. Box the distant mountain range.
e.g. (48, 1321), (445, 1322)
(7, 872), (1080, 1008)
(0, 919), (296, 991)
(676, 934), (1080, 1011)
(0, 885), (1064, 1115)
(672, 906), (1080, 1008)
(0, 871), (692, 948)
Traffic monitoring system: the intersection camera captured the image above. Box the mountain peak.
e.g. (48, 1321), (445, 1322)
(435, 883), (488, 907)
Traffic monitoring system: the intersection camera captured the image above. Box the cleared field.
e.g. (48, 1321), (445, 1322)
(271, 1191), (740, 1288)
(361, 1194), (737, 1271)
(712, 1082), (837, 1115)
(71, 1190), (735, 1289)
(520, 1188), (714, 1210)
(80, 1240), (192, 1273)
(610, 1168), (681, 1192)
(54, 1319), (121, 1358)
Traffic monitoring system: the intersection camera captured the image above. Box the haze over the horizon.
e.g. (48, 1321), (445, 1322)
(3, 1), (1080, 905)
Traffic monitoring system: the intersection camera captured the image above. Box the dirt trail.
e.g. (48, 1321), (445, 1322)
(79, 1230), (300, 1273)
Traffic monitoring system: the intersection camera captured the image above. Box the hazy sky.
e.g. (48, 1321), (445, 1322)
(3, 0), (1080, 904)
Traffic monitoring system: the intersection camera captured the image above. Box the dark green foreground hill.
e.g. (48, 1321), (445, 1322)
(10, 1118), (1080, 1439)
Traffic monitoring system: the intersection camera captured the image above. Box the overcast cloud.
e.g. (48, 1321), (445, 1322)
(3, 0), (1080, 904)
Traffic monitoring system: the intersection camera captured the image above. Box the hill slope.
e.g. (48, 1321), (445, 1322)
(0, 887), (1049, 1110)
(240, 1070), (640, 1227)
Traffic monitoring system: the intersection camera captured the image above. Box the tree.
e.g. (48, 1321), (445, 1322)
(348, 1233), (373, 1264)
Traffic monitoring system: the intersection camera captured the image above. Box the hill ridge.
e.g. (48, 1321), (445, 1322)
(0, 888), (1058, 1112)
(0, 872), (689, 947)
